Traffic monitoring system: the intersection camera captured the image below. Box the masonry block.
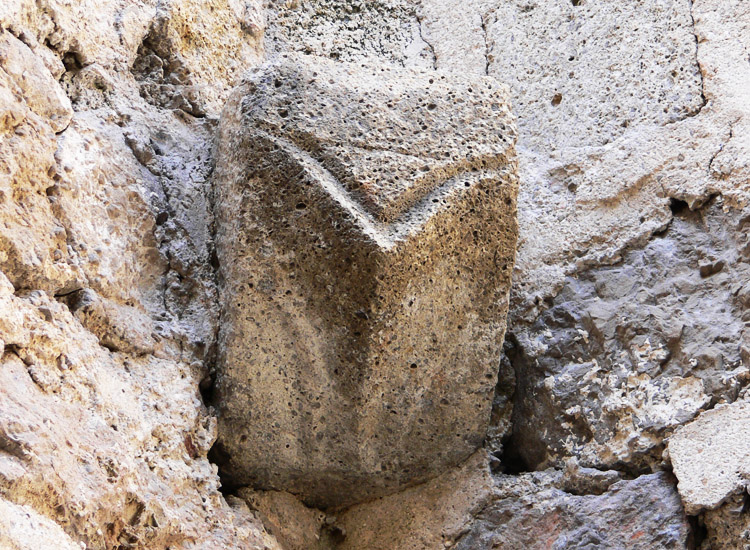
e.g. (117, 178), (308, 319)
(212, 54), (519, 508)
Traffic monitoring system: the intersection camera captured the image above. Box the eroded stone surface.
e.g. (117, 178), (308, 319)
(454, 472), (689, 550)
(504, 198), (750, 472)
(213, 53), (519, 508)
(333, 450), (495, 550)
(0, 0), (282, 548)
(264, 0), (432, 68)
(0, 499), (81, 550)
(2, 0), (750, 546)
(701, 492), (750, 550)
(318, 452), (685, 550)
(668, 400), (750, 515)
(238, 488), (327, 550)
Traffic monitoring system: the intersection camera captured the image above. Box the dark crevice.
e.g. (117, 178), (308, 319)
(669, 197), (690, 216)
(687, 514), (708, 550)
(498, 432), (532, 474)
(494, 332), (532, 474)
(62, 50), (85, 73)
(53, 287), (84, 299)
(207, 441), (235, 497)
(319, 524), (347, 547)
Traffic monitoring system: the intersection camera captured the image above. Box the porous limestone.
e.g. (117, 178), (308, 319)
(0, 0), (282, 548)
(212, 53), (519, 508)
(2, 0), (750, 546)
(668, 400), (750, 515)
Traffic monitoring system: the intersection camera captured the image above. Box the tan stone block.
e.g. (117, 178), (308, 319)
(213, 54), (519, 508)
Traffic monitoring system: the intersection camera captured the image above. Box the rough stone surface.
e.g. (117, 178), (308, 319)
(701, 492), (750, 550)
(314, 452), (686, 550)
(2, 0), (750, 546)
(505, 198), (750, 472)
(264, 0), (432, 68)
(213, 53), (519, 508)
(0, 499), (82, 550)
(454, 471), (689, 550)
(0, 0), (283, 548)
(669, 400), (750, 515)
(238, 488), (327, 550)
(332, 450), (496, 550)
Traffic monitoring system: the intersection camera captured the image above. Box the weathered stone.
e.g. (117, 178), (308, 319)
(503, 198), (749, 472)
(324, 454), (682, 550)
(237, 488), (326, 550)
(0, 499), (81, 550)
(264, 0), (432, 68)
(486, 0), (704, 152)
(0, 1), (282, 547)
(64, 288), (157, 355)
(454, 472), (689, 550)
(2, 0), (750, 545)
(668, 400), (750, 515)
(0, 31), (72, 132)
(701, 492), (750, 550)
(332, 450), (495, 550)
(212, 53), (519, 507)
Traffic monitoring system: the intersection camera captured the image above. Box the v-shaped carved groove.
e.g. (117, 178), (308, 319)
(262, 129), (504, 251)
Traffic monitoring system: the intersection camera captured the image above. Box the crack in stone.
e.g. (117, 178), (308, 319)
(415, 12), (437, 70)
(687, 0), (708, 118)
(707, 118), (739, 177)
(479, 12), (490, 76)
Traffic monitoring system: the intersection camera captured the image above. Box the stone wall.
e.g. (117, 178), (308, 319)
(0, 0), (748, 548)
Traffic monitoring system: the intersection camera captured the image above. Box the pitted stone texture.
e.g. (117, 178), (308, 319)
(668, 400), (750, 516)
(213, 54), (519, 508)
(233, 54), (514, 224)
(701, 492), (750, 550)
(264, 0), (432, 68)
(486, 0), (703, 152)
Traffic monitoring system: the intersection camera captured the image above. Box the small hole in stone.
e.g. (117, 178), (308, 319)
(669, 198), (689, 215)
(551, 93), (563, 106)
(410, 363), (417, 369)
(295, 202), (307, 210)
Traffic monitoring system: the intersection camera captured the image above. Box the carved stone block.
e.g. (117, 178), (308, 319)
(212, 53), (519, 508)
